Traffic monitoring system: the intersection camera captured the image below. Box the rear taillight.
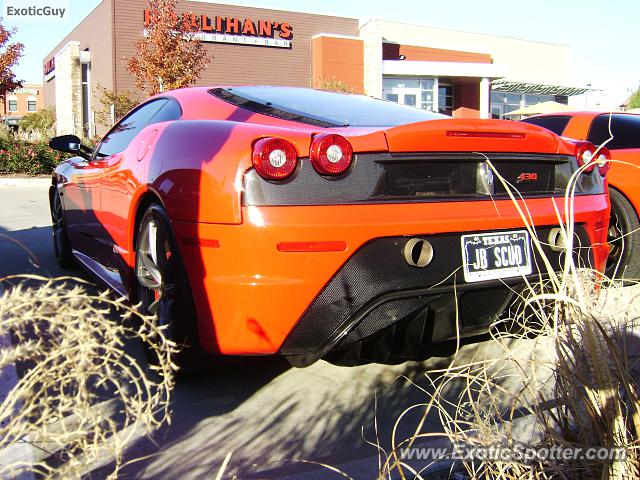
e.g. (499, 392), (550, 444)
(595, 146), (611, 177)
(309, 134), (353, 176)
(252, 138), (298, 180)
(575, 141), (597, 172)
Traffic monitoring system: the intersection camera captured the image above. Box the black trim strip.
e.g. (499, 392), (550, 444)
(72, 249), (127, 297)
(209, 88), (340, 128)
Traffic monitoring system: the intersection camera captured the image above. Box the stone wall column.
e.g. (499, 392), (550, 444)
(54, 42), (83, 136)
(360, 20), (383, 99)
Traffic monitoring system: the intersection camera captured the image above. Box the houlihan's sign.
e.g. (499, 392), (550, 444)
(143, 10), (293, 48)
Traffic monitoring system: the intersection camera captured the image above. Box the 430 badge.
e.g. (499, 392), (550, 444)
(461, 230), (532, 282)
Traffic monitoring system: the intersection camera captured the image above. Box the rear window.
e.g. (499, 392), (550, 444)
(587, 114), (640, 149)
(210, 86), (444, 127)
(521, 115), (571, 136)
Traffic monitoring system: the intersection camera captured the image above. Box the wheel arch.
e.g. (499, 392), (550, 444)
(131, 189), (166, 248)
(126, 189), (168, 302)
(48, 178), (67, 225)
(129, 189), (211, 354)
(608, 184), (639, 217)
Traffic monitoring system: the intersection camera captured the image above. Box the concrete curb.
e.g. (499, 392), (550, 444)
(0, 178), (51, 187)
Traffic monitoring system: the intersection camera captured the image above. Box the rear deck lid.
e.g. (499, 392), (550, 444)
(384, 118), (561, 154)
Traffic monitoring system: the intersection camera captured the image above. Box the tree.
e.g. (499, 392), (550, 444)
(127, 0), (211, 96)
(628, 89), (640, 110)
(0, 20), (24, 112)
(94, 85), (138, 127)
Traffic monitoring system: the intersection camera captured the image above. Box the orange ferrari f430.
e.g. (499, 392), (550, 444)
(49, 87), (610, 367)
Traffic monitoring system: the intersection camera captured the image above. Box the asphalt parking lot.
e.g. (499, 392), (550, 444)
(1, 178), (468, 479)
(1, 178), (636, 479)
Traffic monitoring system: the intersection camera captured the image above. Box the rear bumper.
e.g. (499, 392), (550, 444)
(280, 225), (593, 366)
(172, 195), (609, 357)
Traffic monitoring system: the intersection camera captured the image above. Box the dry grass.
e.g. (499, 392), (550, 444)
(379, 152), (640, 479)
(379, 275), (640, 480)
(0, 275), (178, 479)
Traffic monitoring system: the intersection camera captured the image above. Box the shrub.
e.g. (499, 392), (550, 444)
(316, 76), (360, 94)
(19, 106), (56, 140)
(0, 138), (69, 175)
(0, 276), (177, 479)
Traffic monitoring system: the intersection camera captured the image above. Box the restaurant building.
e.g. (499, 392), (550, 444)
(43, 0), (589, 136)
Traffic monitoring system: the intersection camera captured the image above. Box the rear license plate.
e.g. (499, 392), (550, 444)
(461, 230), (532, 283)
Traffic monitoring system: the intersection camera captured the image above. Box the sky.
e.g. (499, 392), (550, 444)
(3, 0), (639, 105)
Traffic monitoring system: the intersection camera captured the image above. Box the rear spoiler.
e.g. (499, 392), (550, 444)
(383, 118), (566, 155)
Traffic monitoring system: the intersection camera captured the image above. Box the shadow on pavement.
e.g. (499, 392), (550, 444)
(95, 353), (472, 480)
(0, 225), (83, 280)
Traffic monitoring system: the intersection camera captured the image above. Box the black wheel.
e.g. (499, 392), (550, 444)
(606, 189), (640, 281)
(50, 188), (74, 268)
(135, 204), (210, 371)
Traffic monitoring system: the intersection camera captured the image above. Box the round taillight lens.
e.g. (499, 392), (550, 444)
(309, 134), (353, 176)
(575, 141), (597, 172)
(595, 146), (611, 177)
(252, 138), (298, 180)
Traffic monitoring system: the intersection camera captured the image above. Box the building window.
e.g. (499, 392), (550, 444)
(383, 76), (437, 112)
(8, 100), (17, 112)
(81, 61), (90, 137)
(420, 78), (434, 111)
(27, 100), (36, 112)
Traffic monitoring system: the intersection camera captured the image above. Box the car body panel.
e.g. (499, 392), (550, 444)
(173, 196), (609, 354)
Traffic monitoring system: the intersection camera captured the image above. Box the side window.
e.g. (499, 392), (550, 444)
(521, 115), (571, 136)
(151, 99), (182, 123)
(588, 114), (640, 149)
(96, 100), (167, 158)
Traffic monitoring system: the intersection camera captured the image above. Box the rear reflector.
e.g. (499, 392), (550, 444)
(447, 131), (526, 139)
(277, 241), (347, 252)
(183, 238), (221, 248)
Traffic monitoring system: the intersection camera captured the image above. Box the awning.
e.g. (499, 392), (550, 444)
(492, 80), (594, 97)
(3, 117), (21, 126)
(503, 101), (573, 117)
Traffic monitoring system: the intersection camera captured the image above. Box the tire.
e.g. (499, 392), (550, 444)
(606, 188), (640, 281)
(50, 188), (74, 268)
(134, 203), (210, 372)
